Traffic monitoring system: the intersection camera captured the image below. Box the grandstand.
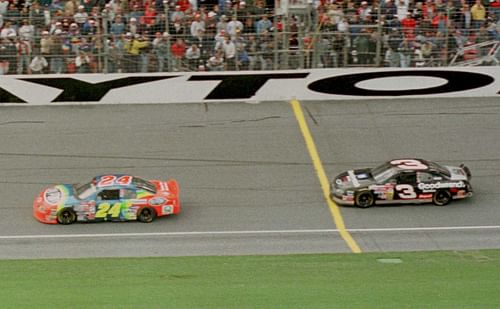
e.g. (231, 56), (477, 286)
(0, 0), (498, 74)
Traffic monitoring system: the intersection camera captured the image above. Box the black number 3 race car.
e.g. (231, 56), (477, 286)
(330, 158), (472, 208)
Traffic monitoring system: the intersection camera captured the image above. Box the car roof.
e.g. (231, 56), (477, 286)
(93, 174), (136, 188)
(389, 158), (429, 170)
(388, 158), (448, 175)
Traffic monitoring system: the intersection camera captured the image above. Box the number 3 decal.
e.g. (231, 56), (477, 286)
(395, 184), (416, 199)
(390, 159), (428, 170)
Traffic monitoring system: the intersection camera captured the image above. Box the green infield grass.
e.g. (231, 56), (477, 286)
(1, 250), (499, 308)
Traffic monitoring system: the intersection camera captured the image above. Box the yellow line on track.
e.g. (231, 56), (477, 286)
(290, 99), (362, 253)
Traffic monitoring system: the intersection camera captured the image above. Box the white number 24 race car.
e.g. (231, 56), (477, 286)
(330, 158), (473, 208)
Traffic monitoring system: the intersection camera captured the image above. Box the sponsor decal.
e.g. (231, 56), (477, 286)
(342, 196), (354, 202)
(162, 205), (173, 214)
(149, 197), (166, 206)
(74, 204), (88, 212)
(369, 184), (395, 200)
(369, 184), (394, 193)
(74, 202), (96, 212)
(417, 181), (465, 191)
(44, 187), (63, 205)
(130, 199), (148, 206)
(418, 193), (433, 199)
(123, 206), (138, 220)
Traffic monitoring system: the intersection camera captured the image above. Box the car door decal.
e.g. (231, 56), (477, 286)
(395, 184), (417, 199)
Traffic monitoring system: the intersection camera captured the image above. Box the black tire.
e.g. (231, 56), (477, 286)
(57, 208), (77, 225)
(433, 190), (452, 206)
(137, 207), (156, 223)
(355, 191), (374, 208)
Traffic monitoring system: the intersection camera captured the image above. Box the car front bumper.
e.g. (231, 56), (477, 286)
(329, 192), (355, 206)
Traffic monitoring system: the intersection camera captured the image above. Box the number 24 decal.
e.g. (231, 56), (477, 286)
(95, 203), (121, 218)
(98, 175), (132, 187)
(95, 201), (131, 218)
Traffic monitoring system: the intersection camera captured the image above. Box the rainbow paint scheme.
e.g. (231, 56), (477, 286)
(33, 174), (180, 224)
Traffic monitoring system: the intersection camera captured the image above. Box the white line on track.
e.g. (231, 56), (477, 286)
(1, 225), (500, 240)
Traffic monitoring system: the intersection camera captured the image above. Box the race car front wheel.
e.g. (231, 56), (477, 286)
(356, 191), (374, 208)
(137, 207), (156, 223)
(433, 190), (452, 206)
(57, 208), (77, 225)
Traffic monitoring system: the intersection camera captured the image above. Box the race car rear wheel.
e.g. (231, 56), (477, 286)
(355, 191), (374, 208)
(57, 208), (77, 225)
(137, 207), (156, 223)
(433, 190), (452, 206)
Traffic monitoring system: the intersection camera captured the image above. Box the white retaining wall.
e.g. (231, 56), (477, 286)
(0, 67), (498, 105)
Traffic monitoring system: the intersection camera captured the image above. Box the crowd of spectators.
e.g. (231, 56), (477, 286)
(0, 0), (498, 74)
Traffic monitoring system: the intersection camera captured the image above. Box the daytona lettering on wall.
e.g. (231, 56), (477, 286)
(307, 71), (495, 96)
(0, 69), (498, 104)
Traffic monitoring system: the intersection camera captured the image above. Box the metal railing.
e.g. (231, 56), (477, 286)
(1, 13), (498, 75)
(449, 41), (500, 66)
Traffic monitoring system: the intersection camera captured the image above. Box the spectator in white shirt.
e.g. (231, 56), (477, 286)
(18, 19), (35, 42)
(190, 14), (205, 38)
(0, 0), (9, 16)
(29, 53), (48, 74)
(226, 15), (243, 38)
(74, 5), (89, 27)
(0, 21), (16, 39)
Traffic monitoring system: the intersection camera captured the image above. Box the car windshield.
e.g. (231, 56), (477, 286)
(132, 177), (157, 193)
(371, 163), (399, 183)
(75, 182), (97, 200)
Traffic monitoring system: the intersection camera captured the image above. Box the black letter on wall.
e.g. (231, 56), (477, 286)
(0, 88), (26, 103)
(308, 71), (494, 96)
(189, 73), (309, 100)
(20, 76), (177, 102)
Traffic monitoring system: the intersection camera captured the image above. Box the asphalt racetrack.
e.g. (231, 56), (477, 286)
(1, 97), (499, 259)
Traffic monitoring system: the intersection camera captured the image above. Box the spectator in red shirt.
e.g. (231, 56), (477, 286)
(171, 37), (186, 71)
(432, 11), (448, 33)
(141, 5), (157, 26)
(422, 0), (436, 19)
(176, 0), (191, 12)
(401, 12), (416, 34)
